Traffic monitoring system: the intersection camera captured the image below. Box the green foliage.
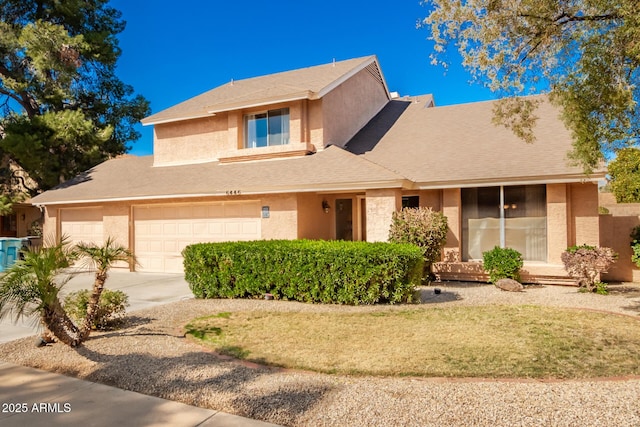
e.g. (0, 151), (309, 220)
(0, 238), (81, 346)
(183, 240), (424, 305)
(388, 207), (448, 283)
(594, 281), (609, 295)
(64, 289), (129, 330)
(2, 110), (112, 189)
(422, 0), (640, 173)
(482, 246), (524, 283)
(74, 236), (135, 342)
(608, 148), (640, 203)
(631, 241), (640, 268)
(0, 193), (26, 216)
(561, 245), (617, 292)
(631, 225), (640, 244)
(0, 0), (150, 193)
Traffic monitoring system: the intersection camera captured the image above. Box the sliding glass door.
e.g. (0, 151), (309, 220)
(462, 185), (547, 262)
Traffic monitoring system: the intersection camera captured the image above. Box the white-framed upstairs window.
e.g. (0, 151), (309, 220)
(244, 108), (290, 148)
(461, 185), (547, 262)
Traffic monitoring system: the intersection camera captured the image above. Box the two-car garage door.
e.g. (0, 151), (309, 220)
(60, 202), (261, 273)
(133, 202), (261, 273)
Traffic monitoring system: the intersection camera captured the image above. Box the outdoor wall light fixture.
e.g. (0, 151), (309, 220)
(322, 200), (330, 214)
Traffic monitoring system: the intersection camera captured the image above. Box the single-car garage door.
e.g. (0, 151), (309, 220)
(134, 202), (261, 273)
(60, 208), (104, 246)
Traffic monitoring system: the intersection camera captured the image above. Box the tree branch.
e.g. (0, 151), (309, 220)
(518, 12), (621, 25)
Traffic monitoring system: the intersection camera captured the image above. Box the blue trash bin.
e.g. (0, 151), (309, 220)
(0, 238), (25, 271)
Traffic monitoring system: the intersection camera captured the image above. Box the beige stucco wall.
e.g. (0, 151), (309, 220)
(297, 193), (331, 240)
(418, 189), (442, 211)
(15, 205), (42, 237)
(260, 194), (298, 240)
(321, 67), (388, 149)
(153, 101), (313, 166)
(43, 207), (58, 241)
(441, 188), (461, 262)
(365, 189), (401, 242)
(569, 182), (599, 247)
(546, 183), (569, 264)
(308, 99), (324, 149)
(599, 193), (640, 282)
(153, 114), (230, 166)
(102, 205), (130, 248)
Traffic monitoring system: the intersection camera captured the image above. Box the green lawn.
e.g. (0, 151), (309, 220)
(185, 305), (640, 379)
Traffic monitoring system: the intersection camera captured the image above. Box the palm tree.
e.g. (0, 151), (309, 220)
(0, 239), (81, 347)
(75, 237), (135, 342)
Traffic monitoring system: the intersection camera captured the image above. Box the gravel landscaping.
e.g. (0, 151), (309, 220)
(2, 282), (640, 426)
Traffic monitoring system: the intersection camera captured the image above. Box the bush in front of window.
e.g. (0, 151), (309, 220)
(561, 245), (617, 293)
(388, 207), (448, 284)
(629, 226), (640, 269)
(482, 246), (524, 284)
(182, 240), (423, 305)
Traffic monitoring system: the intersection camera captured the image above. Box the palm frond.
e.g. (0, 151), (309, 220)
(75, 236), (136, 272)
(0, 238), (77, 322)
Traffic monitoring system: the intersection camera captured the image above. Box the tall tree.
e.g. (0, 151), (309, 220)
(607, 147), (640, 202)
(0, 0), (149, 193)
(422, 0), (640, 172)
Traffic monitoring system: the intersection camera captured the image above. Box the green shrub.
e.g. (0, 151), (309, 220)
(388, 207), (448, 283)
(64, 289), (129, 330)
(482, 246), (524, 283)
(632, 242), (640, 268)
(631, 225), (640, 245)
(183, 240), (423, 305)
(561, 245), (617, 292)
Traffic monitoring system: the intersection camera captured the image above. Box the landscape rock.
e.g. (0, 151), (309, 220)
(495, 278), (524, 292)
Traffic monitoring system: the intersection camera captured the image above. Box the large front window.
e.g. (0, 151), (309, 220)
(244, 108), (290, 148)
(462, 185), (547, 262)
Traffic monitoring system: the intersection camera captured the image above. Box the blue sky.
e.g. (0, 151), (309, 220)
(110, 0), (496, 156)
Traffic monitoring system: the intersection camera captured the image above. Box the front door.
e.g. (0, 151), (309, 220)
(335, 198), (353, 241)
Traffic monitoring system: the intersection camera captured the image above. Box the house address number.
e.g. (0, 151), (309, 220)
(225, 190), (241, 195)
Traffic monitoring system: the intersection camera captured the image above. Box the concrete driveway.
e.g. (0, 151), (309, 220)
(0, 270), (193, 344)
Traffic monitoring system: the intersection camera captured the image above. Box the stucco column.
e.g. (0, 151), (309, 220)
(42, 207), (58, 240)
(546, 184), (569, 264)
(365, 189), (401, 242)
(442, 188), (461, 262)
(570, 182), (600, 248)
(228, 112), (241, 149)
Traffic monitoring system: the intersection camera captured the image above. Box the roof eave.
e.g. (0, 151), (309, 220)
(141, 91), (315, 126)
(316, 56), (390, 100)
(31, 179), (412, 207)
(414, 173), (605, 190)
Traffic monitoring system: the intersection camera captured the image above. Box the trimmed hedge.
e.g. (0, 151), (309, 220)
(183, 240), (423, 305)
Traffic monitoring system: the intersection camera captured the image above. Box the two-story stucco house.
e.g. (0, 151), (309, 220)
(30, 56), (604, 283)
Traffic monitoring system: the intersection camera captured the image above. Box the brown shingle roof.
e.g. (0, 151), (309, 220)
(30, 146), (406, 205)
(141, 56), (382, 125)
(348, 95), (603, 187)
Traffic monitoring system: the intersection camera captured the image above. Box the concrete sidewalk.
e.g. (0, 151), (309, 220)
(0, 362), (280, 426)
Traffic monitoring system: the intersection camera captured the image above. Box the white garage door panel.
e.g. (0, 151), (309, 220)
(60, 209), (104, 246)
(134, 202), (261, 273)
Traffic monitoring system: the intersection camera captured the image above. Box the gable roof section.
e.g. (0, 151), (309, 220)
(347, 95), (604, 187)
(30, 146), (406, 205)
(141, 56), (388, 126)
